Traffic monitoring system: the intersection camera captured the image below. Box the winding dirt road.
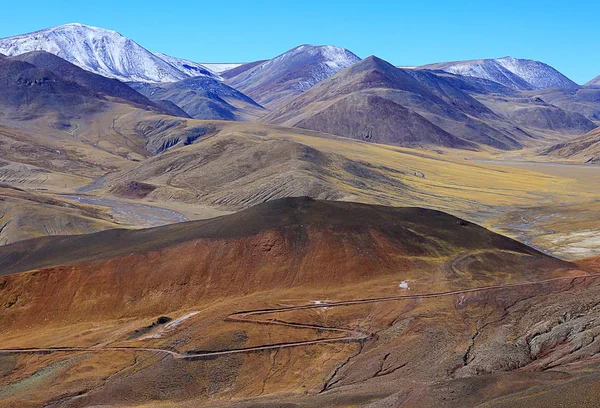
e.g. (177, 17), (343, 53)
(1, 271), (598, 359)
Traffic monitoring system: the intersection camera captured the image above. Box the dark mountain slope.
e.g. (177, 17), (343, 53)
(294, 93), (476, 149)
(0, 56), (106, 120)
(13, 51), (166, 111)
(129, 76), (265, 121)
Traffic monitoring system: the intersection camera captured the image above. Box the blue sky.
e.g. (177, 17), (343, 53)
(0, 0), (598, 83)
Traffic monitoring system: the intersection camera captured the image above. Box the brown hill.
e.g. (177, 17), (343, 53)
(0, 197), (555, 278)
(293, 93), (476, 149)
(541, 126), (600, 163)
(0, 184), (119, 245)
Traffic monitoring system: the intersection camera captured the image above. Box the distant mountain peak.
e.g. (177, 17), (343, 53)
(585, 75), (600, 87)
(226, 44), (361, 108)
(420, 56), (578, 90)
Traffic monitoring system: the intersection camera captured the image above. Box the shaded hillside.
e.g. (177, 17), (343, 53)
(129, 76), (265, 121)
(12, 51), (182, 115)
(294, 93), (475, 149)
(226, 44), (361, 108)
(0, 56), (106, 120)
(541, 127), (600, 163)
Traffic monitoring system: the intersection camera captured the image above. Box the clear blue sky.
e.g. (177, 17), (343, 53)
(0, 0), (598, 83)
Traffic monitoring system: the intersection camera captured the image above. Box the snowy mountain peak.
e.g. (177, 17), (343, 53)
(0, 23), (212, 83)
(225, 44), (361, 108)
(421, 56), (578, 90)
(246, 44), (360, 91)
(274, 44), (360, 70)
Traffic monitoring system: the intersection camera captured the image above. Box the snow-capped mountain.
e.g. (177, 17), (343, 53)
(0, 23), (212, 83)
(421, 57), (578, 90)
(226, 44), (361, 107)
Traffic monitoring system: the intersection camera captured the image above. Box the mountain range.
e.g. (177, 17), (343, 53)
(2, 23), (599, 153)
(264, 56), (595, 150)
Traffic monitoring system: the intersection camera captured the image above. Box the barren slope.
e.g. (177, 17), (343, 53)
(541, 126), (600, 163)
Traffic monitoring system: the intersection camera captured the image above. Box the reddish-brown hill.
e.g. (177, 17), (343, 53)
(0, 197), (570, 328)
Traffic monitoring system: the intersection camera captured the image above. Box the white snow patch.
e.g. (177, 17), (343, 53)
(137, 311), (200, 340)
(165, 312), (200, 329)
(201, 63), (243, 73)
(433, 57), (576, 90)
(399, 281), (410, 290)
